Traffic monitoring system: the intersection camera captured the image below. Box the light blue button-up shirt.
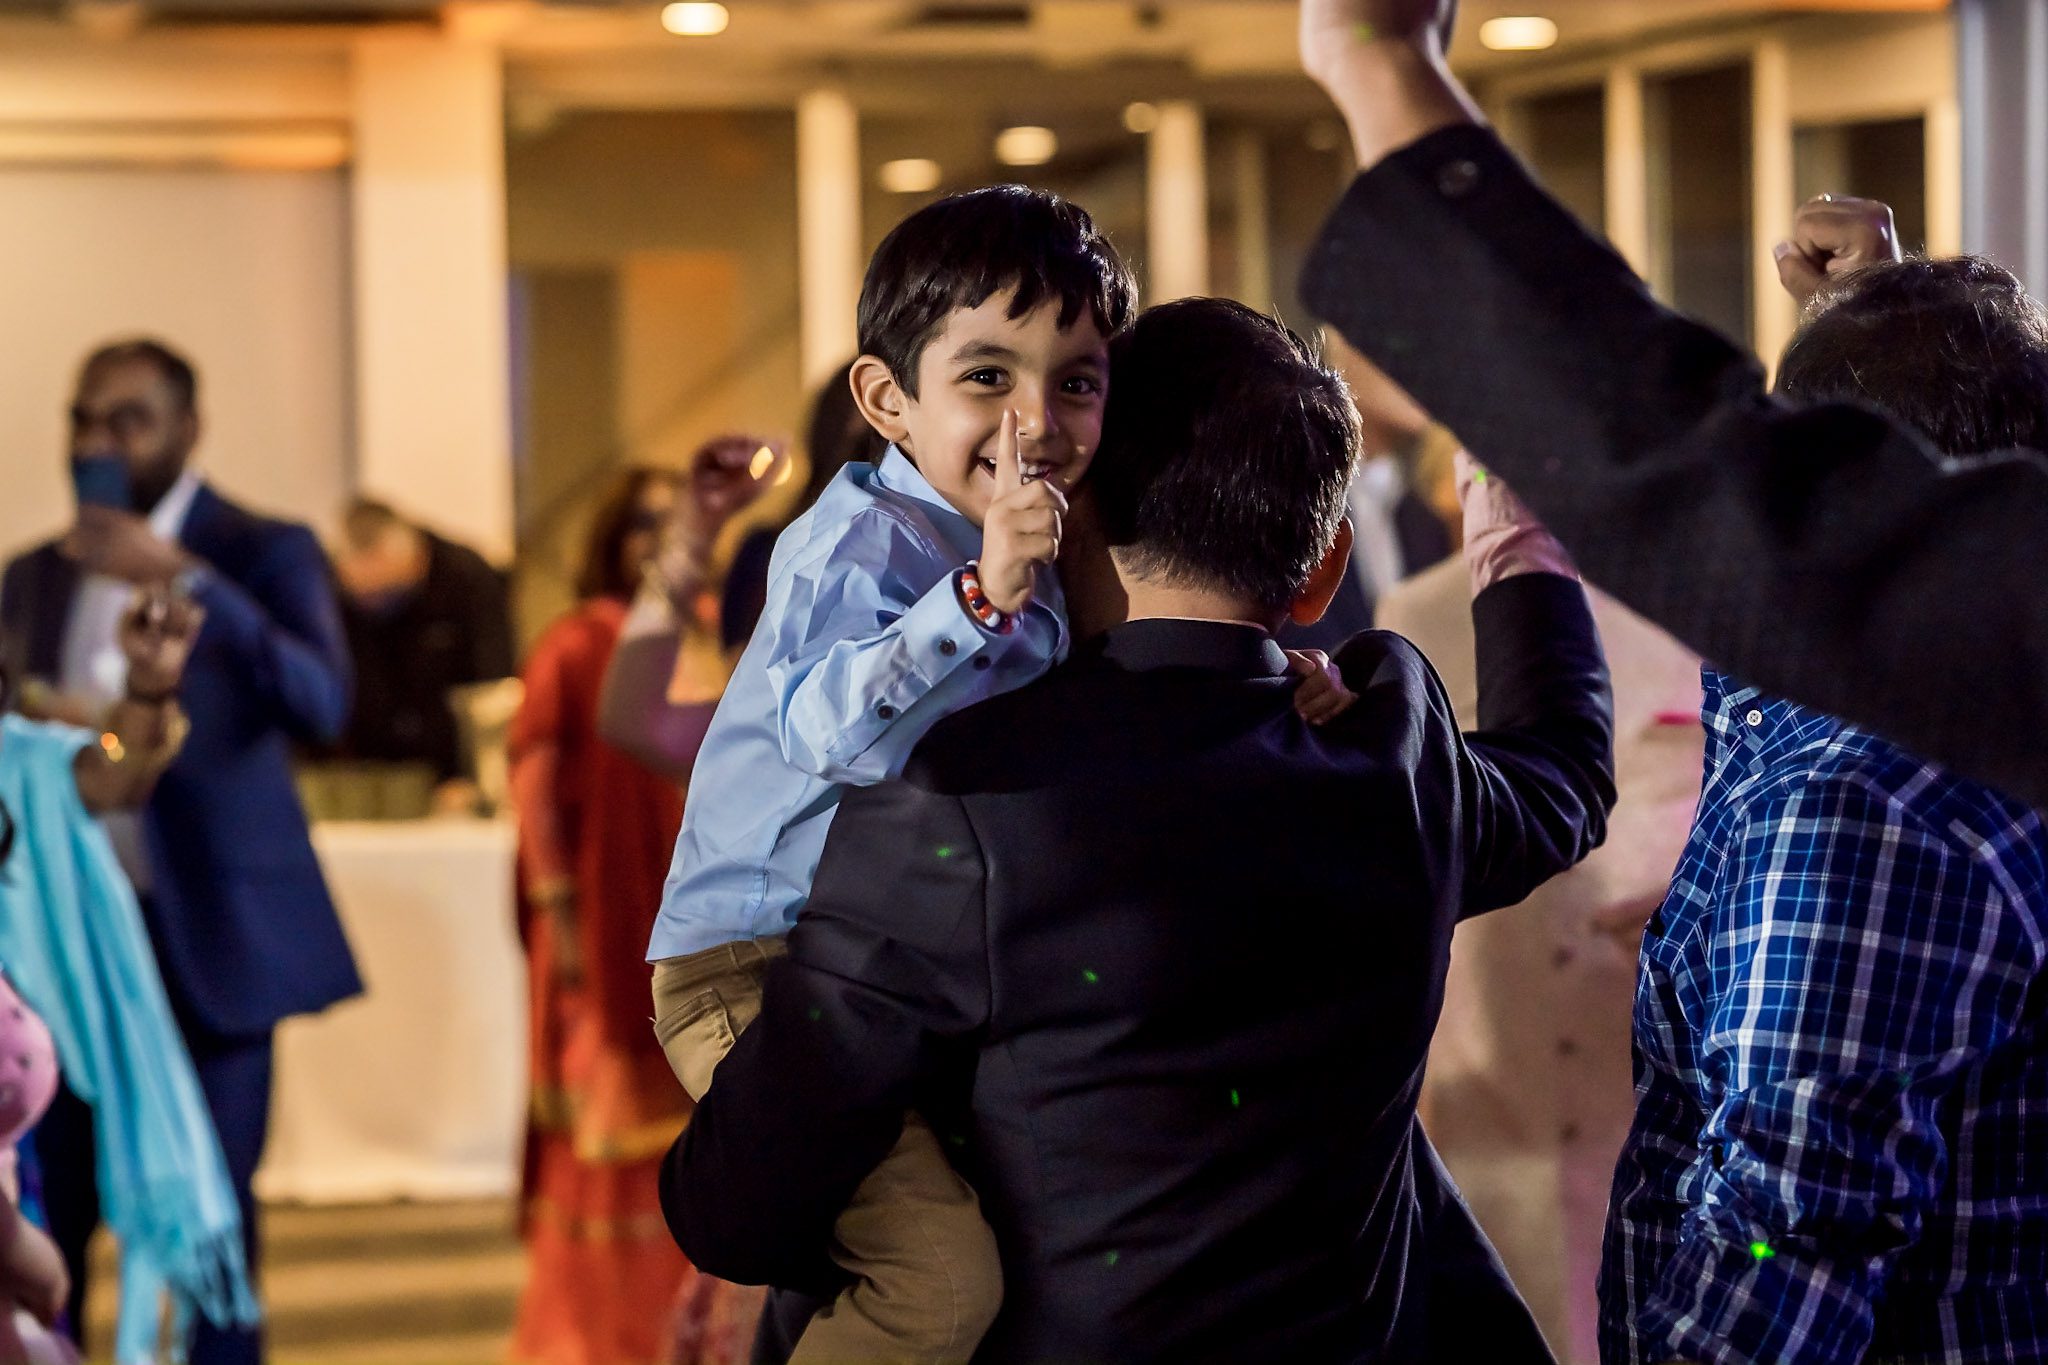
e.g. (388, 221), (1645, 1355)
(647, 446), (1068, 960)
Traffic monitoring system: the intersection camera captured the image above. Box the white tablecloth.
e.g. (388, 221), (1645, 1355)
(255, 819), (527, 1205)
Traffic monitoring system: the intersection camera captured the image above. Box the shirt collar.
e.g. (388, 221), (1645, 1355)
(872, 445), (974, 536)
(1092, 618), (1290, 678)
(1702, 666), (1844, 773)
(148, 468), (204, 541)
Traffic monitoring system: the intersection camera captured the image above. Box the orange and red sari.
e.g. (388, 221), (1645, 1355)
(508, 596), (762, 1365)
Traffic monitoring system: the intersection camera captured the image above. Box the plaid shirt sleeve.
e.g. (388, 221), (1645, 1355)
(1639, 771), (2043, 1365)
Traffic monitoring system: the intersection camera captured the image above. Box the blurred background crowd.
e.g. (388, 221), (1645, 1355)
(0, 0), (2027, 1363)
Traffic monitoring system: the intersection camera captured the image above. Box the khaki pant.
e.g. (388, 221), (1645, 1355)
(653, 940), (1002, 1363)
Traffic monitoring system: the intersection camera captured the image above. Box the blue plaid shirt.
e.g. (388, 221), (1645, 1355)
(1599, 670), (2048, 1365)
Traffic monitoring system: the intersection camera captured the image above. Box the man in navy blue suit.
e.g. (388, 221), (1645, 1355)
(1, 339), (362, 1364)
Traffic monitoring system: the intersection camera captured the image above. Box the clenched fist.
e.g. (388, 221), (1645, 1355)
(1773, 195), (1904, 311)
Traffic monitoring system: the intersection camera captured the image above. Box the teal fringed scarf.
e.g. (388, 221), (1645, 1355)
(0, 714), (259, 1363)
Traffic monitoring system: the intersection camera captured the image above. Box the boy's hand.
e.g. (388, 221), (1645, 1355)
(978, 410), (1067, 617)
(1287, 649), (1358, 726)
(1773, 195), (1902, 310)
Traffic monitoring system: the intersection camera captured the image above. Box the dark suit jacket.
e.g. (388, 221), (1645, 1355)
(1302, 125), (2048, 811)
(664, 574), (1613, 1363)
(2, 485), (362, 1038)
(337, 530), (514, 781)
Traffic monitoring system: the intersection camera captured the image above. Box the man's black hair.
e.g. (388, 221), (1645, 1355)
(1778, 255), (2048, 460)
(80, 337), (199, 413)
(1090, 297), (1360, 614)
(857, 185), (1137, 397)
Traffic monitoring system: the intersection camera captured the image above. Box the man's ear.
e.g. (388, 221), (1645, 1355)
(1289, 517), (1355, 626)
(849, 355), (912, 449)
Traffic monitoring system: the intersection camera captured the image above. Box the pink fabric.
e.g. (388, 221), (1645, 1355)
(1457, 452), (1580, 592)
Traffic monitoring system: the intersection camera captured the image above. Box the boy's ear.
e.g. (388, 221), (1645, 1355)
(850, 355), (912, 448)
(1290, 517), (1356, 626)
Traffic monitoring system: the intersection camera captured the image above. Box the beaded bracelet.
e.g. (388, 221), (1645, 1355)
(957, 561), (1015, 636)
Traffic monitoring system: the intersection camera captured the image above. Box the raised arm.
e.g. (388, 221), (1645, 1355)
(660, 780), (991, 1290)
(184, 524), (353, 744)
(71, 588), (202, 812)
(1297, 0), (2048, 808)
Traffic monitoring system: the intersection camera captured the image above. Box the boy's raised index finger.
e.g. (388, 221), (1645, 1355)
(996, 409), (1024, 494)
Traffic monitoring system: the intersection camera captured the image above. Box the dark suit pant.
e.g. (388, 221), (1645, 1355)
(37, 1028), (273, 1365)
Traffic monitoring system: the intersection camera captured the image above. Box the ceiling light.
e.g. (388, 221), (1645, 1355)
(1122, 102), (1160, 135)
(660, 2), (729, 37)
(994, 126), (1057, 167)
(878, 158), (943, 194)
(1479, 16), (1558, 52)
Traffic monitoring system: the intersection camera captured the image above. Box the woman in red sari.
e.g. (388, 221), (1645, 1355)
(508, 468), (703, 1365)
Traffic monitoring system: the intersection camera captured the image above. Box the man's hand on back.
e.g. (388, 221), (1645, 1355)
(1773, 195), (1904, 311)
(1299, 0), (1478, 168)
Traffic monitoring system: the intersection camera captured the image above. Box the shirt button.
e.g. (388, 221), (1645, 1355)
(1436, 158), (1481, 198)
(938, 638), (958, 657)
(877, 703), (897, 720)
(973, 656), (992, 672)
(1745, 708), (1765, 727)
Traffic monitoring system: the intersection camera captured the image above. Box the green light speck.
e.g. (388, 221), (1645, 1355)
(1750, 1241), (1775, 1261)
(1082, 969), (1099, 984)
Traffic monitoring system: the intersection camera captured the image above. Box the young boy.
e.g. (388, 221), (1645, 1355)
(648, 187), (1346, 1360)
(648, 185), (1130, 1362)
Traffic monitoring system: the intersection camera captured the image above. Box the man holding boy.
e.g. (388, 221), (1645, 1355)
(664, 296), (1615, 1360)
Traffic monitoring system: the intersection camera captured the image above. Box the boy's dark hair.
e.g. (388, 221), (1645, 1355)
(1778, 255), (2048, 460)
(81, 337), (199, 413)
(857, 185), (1137, 396)
(1090, 298), (1360, 614)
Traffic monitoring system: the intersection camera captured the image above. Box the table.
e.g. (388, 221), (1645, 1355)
(255, 819), (528, 1204)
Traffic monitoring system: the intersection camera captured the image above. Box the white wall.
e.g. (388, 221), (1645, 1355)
(0, 165), (352, 558)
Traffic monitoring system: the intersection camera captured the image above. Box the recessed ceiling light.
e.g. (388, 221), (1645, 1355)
(661, 2), (729, 37)
(1479, 16), (1558, 52)
(994, 126), (1058, 167)
(1123, 102), (1160, 135)
(878, 158), (943, 194)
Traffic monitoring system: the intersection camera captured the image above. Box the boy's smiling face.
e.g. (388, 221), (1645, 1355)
(852, 288), (1111, 527)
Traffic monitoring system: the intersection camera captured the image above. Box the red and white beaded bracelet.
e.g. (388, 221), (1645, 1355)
(957, 561), (1016, 635)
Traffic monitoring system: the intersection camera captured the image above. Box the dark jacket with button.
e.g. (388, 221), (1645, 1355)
(1303, 125), (2048, 811)
(335, 530), (513, 781)
(664, 574), (1613, 1362)
(2, 486), (362, 1037)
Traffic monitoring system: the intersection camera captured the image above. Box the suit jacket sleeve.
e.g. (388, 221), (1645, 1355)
(191, 524), (354, 744)
(1348, 573), (1614, 919)
(1303, 125), (2048, 811)
(660, 778), (992, 1294)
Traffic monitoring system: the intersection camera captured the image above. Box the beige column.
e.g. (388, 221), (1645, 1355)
(1603, 64), (1651, 274)
(349, 35), (513, 561)
(1146, 100), (1209, 302)
(1229, 130), (1274, 313)
(797, 87), (862, 389)
(1750, 38), (1797, 368)
(1926, 94), (1964, 257)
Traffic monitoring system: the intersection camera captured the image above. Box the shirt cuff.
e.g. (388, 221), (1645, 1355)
(892, 568), (1016, 691)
